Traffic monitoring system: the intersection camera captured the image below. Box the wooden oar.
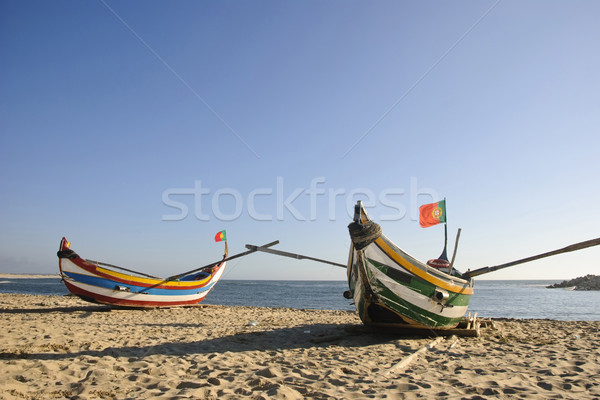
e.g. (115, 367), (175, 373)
(165, 240), (280, 281)
(462, 237), (600, 279)
(245, 243), (347, 268)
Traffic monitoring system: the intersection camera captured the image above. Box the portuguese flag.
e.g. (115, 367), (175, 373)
(419, 200), (446, 228)
(214, 230), (227, 242)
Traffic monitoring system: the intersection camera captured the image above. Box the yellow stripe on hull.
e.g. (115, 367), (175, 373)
(95, 266), (211, 287)
(374, 237), (473, 295)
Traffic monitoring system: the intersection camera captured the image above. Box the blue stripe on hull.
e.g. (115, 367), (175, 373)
(64, 272), (214, 296)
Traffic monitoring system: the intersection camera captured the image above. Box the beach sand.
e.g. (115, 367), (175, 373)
(0, 274), (60, 279)
(1, 294), (598, 399)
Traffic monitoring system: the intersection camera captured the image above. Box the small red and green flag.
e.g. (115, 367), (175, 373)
(419, 200), (446, 228)
(214, 230), (227, 242)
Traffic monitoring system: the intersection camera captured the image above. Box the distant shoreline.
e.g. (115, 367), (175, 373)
(0, 273), (60, 279)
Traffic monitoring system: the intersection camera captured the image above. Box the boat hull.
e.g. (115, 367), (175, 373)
(347, 204), (473, 329)
(58, 238), (226, 308)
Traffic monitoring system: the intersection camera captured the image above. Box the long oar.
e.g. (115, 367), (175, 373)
(245, 243), (347, 268)
(463, 237), (600, 279)
(165, 240), (280, 281)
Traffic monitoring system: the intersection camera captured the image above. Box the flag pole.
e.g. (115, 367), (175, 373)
(438, 223), (449, 261)
(438, 198), (448, 261)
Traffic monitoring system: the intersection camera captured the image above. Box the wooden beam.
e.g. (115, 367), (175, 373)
(245, 244), (347, 268)
(463, 237), (600, 279)
(383, 337), (444, 375)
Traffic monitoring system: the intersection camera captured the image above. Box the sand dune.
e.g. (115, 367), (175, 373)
(1, 293), (598, 399)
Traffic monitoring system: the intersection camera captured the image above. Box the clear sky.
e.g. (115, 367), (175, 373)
(1, 0), (599, 281)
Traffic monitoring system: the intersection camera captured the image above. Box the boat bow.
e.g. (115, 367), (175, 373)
(347, 201), (473, 329)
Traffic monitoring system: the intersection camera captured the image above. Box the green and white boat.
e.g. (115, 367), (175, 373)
(346, 201), (474, 329)
(247, 200), (600, 331)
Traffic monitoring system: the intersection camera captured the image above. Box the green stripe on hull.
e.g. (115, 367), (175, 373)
(369, 276), (466, 328)
(367, 258), (471, 307)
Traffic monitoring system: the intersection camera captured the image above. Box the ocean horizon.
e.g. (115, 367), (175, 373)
(1, 277), (599, 321)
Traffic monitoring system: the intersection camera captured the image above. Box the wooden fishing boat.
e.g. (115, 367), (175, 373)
(346, 201), (474, 329)
(245, 202), (600, 331)
(57, 237), (228, 307)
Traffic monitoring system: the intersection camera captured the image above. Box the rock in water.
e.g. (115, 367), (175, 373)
(547, 274), (600, 290)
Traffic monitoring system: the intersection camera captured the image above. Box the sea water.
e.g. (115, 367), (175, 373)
(0, 277), (66, 296)
(1, 278), (599, 321)
(467, 280), (600, 321)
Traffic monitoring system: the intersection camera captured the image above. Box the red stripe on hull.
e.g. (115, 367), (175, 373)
(63, 280), (206, 308)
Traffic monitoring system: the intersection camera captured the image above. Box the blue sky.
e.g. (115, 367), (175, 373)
(1, 0), (599, 281)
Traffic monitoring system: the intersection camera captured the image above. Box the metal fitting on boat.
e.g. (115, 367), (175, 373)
(433, 288), (449, 304)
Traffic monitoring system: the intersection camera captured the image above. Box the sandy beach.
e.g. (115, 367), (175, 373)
(1, 293), (598, 399)
(0, 274), (60, 279)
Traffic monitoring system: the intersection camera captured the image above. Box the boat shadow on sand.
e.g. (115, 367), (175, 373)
(0, 305), (431, 362)
(0, 304), (112, 314)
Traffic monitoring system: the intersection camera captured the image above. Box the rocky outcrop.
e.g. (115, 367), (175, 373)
(547, 274), (600, 290)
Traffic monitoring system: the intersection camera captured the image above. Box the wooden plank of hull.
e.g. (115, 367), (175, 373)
(346, 315), (482, 337)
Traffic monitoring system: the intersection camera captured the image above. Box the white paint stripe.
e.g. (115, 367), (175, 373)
(368, 266), (468, 319)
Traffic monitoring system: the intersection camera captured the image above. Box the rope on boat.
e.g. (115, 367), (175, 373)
(85, 259), (163, 279)
(57, 247), (163, 279)
(348, 220), (382, 250)
(57, 249), (77, 260)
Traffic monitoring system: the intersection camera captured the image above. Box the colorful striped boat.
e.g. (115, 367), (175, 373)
(57, 237), (227, 307)
(346, 201), (474, 329)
